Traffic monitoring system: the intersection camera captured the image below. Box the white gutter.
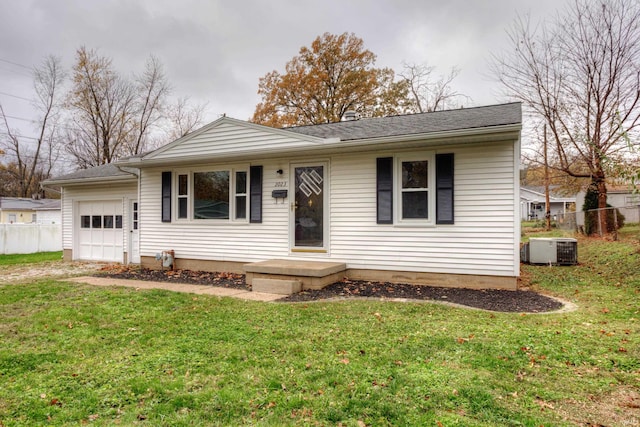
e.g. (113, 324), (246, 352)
(42, 174), (137, 186)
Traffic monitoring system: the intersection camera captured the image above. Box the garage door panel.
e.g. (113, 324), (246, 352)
(77, 201), (124, 262)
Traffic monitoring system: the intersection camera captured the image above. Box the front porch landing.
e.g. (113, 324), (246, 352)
(244, 259), (346, 294)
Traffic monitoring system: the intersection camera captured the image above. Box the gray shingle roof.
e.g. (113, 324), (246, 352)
(286, 103), (521, 140)
(47, 103), (521, 182)
(43, 163), (138, 182)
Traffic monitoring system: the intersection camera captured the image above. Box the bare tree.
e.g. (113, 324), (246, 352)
(66, 47), (137, 167)
(66, 47), (171, 168)
(492, 0), (640, 234)
(400, 62), (467, 113)
(0, 56), (65, 197)
(164, 96), (207, 140)
(128, 55), (170, 155)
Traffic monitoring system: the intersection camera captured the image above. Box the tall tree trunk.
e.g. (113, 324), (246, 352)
(544, 125), (551, 231)
(596, 178), (608, 235)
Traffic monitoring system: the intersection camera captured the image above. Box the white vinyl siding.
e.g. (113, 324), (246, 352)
(149, 121), (322, 161)
(330, 142), (516, 276)
(139, 163), (290, 262)
(139, 140), (518, 278)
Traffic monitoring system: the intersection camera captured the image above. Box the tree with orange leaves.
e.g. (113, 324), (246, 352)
(252, 32), (410, 127)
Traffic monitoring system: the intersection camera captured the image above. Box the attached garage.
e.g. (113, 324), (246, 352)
(42, 164), (139, 264)
(77, 200), (124, 262)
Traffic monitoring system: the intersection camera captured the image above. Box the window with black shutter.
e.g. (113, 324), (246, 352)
(435, 153), (454, 224)
(249, 165), (263, 223)
(376, 157), (393, 224)
(161, 171), (171, 222)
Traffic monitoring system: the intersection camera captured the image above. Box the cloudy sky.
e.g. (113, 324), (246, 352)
(1, 0), (572, 142)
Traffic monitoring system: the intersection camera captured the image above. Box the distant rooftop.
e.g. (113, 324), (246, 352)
(0, 197), (60, 211)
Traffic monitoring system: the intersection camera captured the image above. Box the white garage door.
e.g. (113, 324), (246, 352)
(77, 201), (124, 262)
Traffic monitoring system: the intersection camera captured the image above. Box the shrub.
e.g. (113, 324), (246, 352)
(583, 184), (625, 234)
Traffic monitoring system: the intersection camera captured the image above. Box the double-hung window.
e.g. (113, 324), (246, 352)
(397, 153), (434, 224)
(377, 153), (454, 225)
(177, 173), (189, 219)
(235, 171), (247, 220)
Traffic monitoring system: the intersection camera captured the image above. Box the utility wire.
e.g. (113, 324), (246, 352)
(0, 114), (35, 123)
(0, 58), (31, 69)
(0, 91), (32, 102)
(0, 65), (31, 77)
(0, 132), (40, 141)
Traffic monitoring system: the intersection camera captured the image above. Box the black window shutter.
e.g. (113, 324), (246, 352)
(249, 166), (263, 223)
(376, 157), (393, 224)
(436, 153), (454, 224)
(161, 171), (172, 222)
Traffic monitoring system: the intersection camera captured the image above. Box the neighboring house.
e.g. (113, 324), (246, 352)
(576, 185), (640, 224)
(33, 199), (63, 224)
(520, 186), (576, 221)
(43, 102), (523, 289)
(0, 197), (61, 224)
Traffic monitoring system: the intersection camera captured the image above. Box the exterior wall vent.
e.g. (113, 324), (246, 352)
(343, 110), (357, 121)
(521, 237), (577, 265)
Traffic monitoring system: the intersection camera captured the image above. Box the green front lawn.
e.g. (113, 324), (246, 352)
(0, 231), (638, 426)
(0, 251), (63, 266)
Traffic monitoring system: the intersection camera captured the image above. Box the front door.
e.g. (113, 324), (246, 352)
(129, 200), (140, 264)
(291, 163), (327, 252)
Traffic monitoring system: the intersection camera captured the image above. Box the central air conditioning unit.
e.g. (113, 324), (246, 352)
(521, 237), (578, 265)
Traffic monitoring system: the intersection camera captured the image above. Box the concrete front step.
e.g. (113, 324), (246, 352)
(251, 278), (302, 295)
(244, 259), (347, 291)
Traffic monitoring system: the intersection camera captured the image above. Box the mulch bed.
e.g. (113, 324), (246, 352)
(97, 265), (564, 313)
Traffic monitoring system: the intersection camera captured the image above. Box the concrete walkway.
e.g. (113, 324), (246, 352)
(67, 276), (284, 302)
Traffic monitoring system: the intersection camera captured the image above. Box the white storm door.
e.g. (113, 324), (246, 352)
(291, 163), (327, 252)
(129, 200), (140, 264)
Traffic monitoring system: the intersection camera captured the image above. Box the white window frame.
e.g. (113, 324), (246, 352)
(395, 152), (435, 225)
(174, 165), (249, 223)
(234, 170), (248, 221)
(175, 171), (190, 221)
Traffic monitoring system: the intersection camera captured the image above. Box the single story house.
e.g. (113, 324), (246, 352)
(520, 186), (576, 221)
(0, 197), (61, 224)
(44, 102), (522, 290)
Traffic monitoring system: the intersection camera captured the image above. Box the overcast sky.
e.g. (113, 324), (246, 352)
(1, 0), (572, 142)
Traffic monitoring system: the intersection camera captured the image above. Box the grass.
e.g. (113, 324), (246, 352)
(0, 251), (63, 266)
(0, 231), (639, 426)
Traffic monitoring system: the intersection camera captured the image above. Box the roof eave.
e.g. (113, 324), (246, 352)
(117, 123), (521, 168)
(42, 174), (137, 187)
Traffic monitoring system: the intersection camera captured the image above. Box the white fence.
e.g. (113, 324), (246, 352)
(0, 224), (62, 255)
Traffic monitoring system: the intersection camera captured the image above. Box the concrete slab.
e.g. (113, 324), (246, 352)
(244, 259), (346, 277)
(66, 277), (283, 301)
(252, 278), (302, 295)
